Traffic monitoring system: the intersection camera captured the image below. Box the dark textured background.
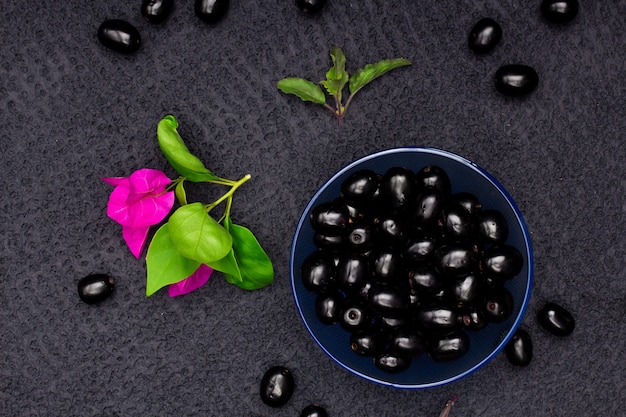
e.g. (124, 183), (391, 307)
(1, 0), (624, 416)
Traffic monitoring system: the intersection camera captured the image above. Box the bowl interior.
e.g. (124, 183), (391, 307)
(290, 147), (533, 389)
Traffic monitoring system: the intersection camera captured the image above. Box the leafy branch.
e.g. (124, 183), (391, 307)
(277, 46), (411, 124)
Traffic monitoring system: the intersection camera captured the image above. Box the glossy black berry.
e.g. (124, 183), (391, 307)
(78, 274), (115, 304)
(505, 328), (533, 366)
(300, 404), (329, 417)
(315, 293), (343, 325)
(415, 165), (451, 197)
(428, 330), (470, 362)
(483, 287), (514, 323)
(335, 252), (370, 294)
(410, 190), (446, 229)
(537, 302), (575, 336)
(259, 366), (295, 407)
(341, 169), (379, 205)
(367, 284), (409, 318)
(388, 327), (428, 357)
(480, 244), (523, 282)
(310, 201), (350, 236)
(541, 0), (579, 24)
(416, 303), (461, 334)
(97, 20), (141, 54)
(301, 250), (335, 293)
(476, 209), (509, 244)
(374, 353), (412, 373)
(468, 17), (503, 54)
(350, 329), (385, 357)
(141, 0), (174, 24)
(449, 192), (482, 217)
(495, 64), (539, 96)
(295, 0), (327, 14)
(195, 0), (229, 23)
(442, 203), (474, 240)
(435, 244), (477, 278)
(371, 250), (404, 283)
(381, 166), (415, 209)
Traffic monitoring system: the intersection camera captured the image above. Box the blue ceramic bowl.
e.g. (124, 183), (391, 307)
(290, 147), (533, 389)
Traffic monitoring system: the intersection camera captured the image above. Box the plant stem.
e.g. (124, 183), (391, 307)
(205, 174), (251, 213)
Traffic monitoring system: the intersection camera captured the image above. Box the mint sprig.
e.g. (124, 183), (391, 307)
(277, 46), (411, 123)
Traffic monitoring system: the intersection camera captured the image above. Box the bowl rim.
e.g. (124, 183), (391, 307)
(289, 146), (534, 389)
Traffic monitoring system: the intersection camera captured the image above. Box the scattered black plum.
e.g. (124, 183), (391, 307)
(97, 20), (141, 54)
(537, 302), (575, 336)
(78, 274), (115, 304)
(141, 0), (174, 24)
(495, 64), (539, 96)
(468, 17), (503, 54)
(259, 366), (295, 408)
(300, 404), (329, 417)
(195, 0), (229, 23)
(541, 0), (579, 23)
(296, 0), (327, 14)
(505, 328), (533, 366)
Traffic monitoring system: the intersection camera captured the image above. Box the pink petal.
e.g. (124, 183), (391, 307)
(126, 191), (175, 228)
(122, 226), (150, 259)
(168, 264), (214, 297)
(106, 180), (132, 225)
(128, 169), (172, 197)
(102, 177), (128, 187)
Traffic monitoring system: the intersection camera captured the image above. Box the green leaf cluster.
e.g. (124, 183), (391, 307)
(277, 46), (411, 123)
(144, 116), (274, 296)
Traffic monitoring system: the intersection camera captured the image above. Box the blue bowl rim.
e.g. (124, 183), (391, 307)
(289, 146), (534, 389)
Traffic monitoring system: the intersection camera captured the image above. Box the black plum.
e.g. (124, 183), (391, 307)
(388, 327), (428, 357)
(468, 17), (503, 54)
(195, 0), (229, 23)
(449, 192), (482, 217)
(410, 190), (446, 229)
(505, 328), (533, 366)
(259, 366), (295, 407)
(481, 244), (523, 282)
(346, 222), (375, 251)
(541, 0), (579, 23)
(429, 330), (470, 362)
(339, 302), (370, 331)
(350, 329), (385, 357)
(442, 204), (474, 240)
(310, 201), (350, 236)
(78, 274), (115, 304)
(495, 64), (539, 96)
(315, 293), (343, 325)
(537, 302), (575, 336)
(336, 252), (370, 294)
(300, 404), (329, 417)
(374, 353), (412, 373)
(477, 209), (509, 243)
(301, 250), (335, 293)
(341, 169), (379, 205)
(483, 287), (514, 323)
(371, 250), (404, 283)
(367, 284), (408, 318)
(296, 0), (327, 14)
(415, 165), (451, 197)
(435, 244), (477, 278)
(141, 0), (174, 24)
(381, 166), (415, 209)
(97, 20), (141, 54)
(416, 303), (460, 334)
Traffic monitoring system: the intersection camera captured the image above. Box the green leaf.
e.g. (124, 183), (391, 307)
(145, 224), (201, 296)
(175, 180), (187, 206)
(225, 221), (274, 290)
(157, 115), (219, 182)
(277, 78), (326, 105)
(320, 46), (349, 103)
(207, 248), (242, 282)
(168, 203), (233, 265)
(348, 58), (412, 96)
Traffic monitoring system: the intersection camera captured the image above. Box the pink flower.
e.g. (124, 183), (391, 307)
(168, 264), (214, 297)
(103, 168), (175, 258)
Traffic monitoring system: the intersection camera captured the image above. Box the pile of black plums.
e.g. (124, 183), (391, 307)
(301, 165), (524, 373)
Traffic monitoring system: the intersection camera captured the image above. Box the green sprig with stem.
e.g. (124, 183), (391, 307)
(277, 46), (411, 124)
